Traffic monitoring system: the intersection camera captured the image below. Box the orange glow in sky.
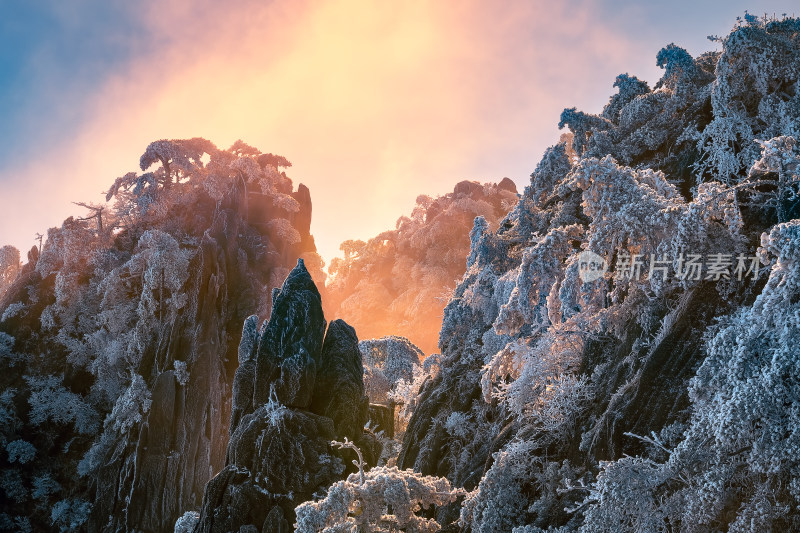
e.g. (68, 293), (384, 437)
(0, 0), (782, 265)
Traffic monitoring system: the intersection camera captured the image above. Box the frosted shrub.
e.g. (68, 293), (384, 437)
(50, 498), (91, 532)
(174, 511), (200, 533)
(0, 469), (27, 504)
(462, 439), (582, 533)
(295, 464), (464, 532)
(25, 376), (100, 435)
(5, 439), (35, 464)
(107, 373), (152, 434)
(263, 388), (288, 432)
(388, 362), (431, 432)
(266, 218), (301, 245)
(31, 474), (61, 502)
(0, 302), (25, 322)
(460, 441), (533, 533)
(0, 332), (23, 367)
(579, 454), (679, 533)
(444, 412), (472, 440)
(173, 360), (189, 386)
(747, 135), (800, 222)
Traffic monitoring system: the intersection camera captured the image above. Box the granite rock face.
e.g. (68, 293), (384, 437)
(253, 260), (327, 408)
(85, 180), (325, 533)
(195, 260), (376, 533)
(311, 319), (370, 442)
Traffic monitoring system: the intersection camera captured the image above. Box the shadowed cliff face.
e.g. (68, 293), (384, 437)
(194, 260), (377, 533)
(0, 141), (326, 532)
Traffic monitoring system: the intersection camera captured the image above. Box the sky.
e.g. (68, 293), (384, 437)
(0, 0), (798, 266)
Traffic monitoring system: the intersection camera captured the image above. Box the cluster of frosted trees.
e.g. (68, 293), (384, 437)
(325, 180), (517, 355)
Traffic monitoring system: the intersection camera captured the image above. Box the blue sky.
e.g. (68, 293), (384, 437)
(0, 2), (142, 159)
(0, 0), (797, 264)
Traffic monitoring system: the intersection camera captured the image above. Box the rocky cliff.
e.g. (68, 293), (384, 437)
(193, 259), (379, 532)
(0, 140), (325, 532)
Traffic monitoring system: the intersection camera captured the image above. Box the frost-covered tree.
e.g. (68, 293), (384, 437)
(105, 138), (217, 225)
(389, 356), (440, 434)
(0, 245), (21, 299)
(50, 498), (91, 532)
(746, 135), (800, 222)
(5, 439), (35, 464)
(138, 137), (217, 191)
(655, 43), (697, 90)
(693, 16), (800, 183)
(578, 218), (800, 531)
(0, 332), (22, 368)
(72, 202), (106, 233)
(558, 108), (612, 157)
(461, 439), (582, 533)
(359, 336), (422, 403)
(295, 463), (464, 532)
(602, 74), (651, 122)
(25, 376), (100, 435)
(326, 179), (517, 354)
(174, 511), (199, 533)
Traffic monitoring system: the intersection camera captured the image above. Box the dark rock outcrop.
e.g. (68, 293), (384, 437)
(195, 260), (376, 532)
(367, 403), (396, 439)
(311, 319), (370, 442)
(253, 259), (327, 408)
(497, 177), (518, 193)
(453, 180), (485, 198)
